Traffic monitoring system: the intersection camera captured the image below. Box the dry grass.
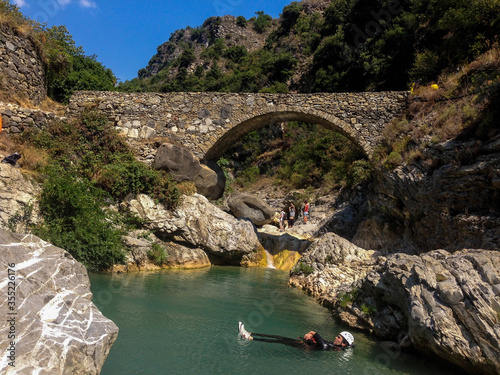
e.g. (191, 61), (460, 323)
(38, 98), (66, 116)
(377, 45), (500, 170)
(176, 181), (196, 195)
(0, 133), (49, 174)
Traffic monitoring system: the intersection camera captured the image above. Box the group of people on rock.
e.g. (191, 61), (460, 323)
(279, 200), (309, 231)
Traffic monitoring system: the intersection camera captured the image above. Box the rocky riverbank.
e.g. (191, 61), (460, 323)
(289, 233), (500, 375)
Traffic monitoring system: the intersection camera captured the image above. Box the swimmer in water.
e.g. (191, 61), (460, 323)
(238, 322), (355, 350)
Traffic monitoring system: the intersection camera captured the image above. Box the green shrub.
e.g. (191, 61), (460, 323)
(7, 202), (34, 233)
(236, 166), (260, 185)
(147, 243), (168, 266)
(410, 50), (441, 83)
(99, 155), (164, 200)
(293, 262), (314, 275)
(347, 160), (373, 186)
(383, 151), (403, 170)
(236, 16), (247, 27)
(360, 303), (377, 316)
(253, 11), (272, 33)
(34, 167), (126, 272)
(338, 289), (359, 308)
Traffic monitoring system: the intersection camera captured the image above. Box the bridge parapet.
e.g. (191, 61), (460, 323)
(68, 91), (409, 160)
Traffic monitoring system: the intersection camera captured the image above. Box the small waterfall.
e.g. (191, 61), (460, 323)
(265, 250), (276, 269)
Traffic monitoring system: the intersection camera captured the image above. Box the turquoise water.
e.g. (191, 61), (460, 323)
(89, 267), (464, 375)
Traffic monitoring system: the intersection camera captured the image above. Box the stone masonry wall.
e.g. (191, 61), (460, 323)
(67, 91), (409, 160)
(0, 101), (61, 134)
(0, 24), (46, 105)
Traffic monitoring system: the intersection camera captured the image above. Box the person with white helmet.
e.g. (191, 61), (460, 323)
(303, 330), (354, 349)
(238, 322), (355, 350)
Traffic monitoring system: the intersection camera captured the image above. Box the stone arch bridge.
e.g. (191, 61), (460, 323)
(68, 91), (409, 162)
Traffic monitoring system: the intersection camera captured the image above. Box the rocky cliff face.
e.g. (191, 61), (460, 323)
(0, 229), (118, 374)
(352, 135), (500, 253)
(289, 233), (500, 375)
(141, 15), (274, 79)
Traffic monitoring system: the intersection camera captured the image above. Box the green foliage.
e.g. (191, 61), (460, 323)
(347, 159), (374, 186)
(43, 26), (116, 103)
(360, 303), (377, 315)
(293, 262), (314, 275)
(20, 112), (180, 271)
(99, 154), (162, 200)
(217, 157), (234, 195)
(410, 50), (441, 83)
(178, 48), (196, 68)
(223, 45), (248, 63)
(338, 289), (359, 308)
(279, 2), (303, 34)
(276, 122), (366, 190)
(236, 16), (247, 27)
(34, 166), (125, 272)
(253, 11), (272, 34)
(223, 122), (368, 192)
(7, 202), (34, 233)
(147, 243), (168, 266)
(235, 166), (260, 185)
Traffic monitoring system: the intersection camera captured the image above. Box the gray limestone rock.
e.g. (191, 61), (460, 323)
(290, 239), (500, 375)
(0, 229), (118, 374)
(128, 193), (261, 265)
(194, 164), (224, 200)
(154, 143), (201, 182)
(227, 192), (275, 226)
(0, 163), (41, 233)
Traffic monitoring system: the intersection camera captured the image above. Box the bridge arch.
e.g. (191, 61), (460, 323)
(68, 91), (409, 162)
(203, 107), (365, 162)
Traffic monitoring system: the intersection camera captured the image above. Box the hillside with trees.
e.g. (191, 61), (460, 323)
(118, 0), (500, 94)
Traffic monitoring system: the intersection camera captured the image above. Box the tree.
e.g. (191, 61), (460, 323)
(253, 11), (272, 33)
(43, 25), (116, 103)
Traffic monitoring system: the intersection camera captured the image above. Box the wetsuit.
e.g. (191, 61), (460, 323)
(250, 332), (342, 350)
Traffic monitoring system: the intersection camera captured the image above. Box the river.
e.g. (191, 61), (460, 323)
(89, 267), (465, 375)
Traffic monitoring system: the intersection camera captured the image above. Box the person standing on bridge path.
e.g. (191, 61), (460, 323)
(303, 200), (309, 224)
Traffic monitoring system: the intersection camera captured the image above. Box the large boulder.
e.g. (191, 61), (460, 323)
(154, 144), (225, 200)
(227, 192), (275, 226)
(154, 143), (201, 182)
(194, 164), (224, 200)
(163, 242), (211, 269)
(112, 234), (211, 272)
(128, 193), (262, 265)
(290, 237), (500, 375)
(0, 229), (118, 374)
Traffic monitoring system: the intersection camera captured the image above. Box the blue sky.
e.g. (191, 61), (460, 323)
(13, 0), (293, 82)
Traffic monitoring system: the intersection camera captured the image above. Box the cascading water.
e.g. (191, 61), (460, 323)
(265, 249), (276, 268)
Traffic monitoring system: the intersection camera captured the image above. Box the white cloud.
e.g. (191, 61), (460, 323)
(79, 0), (97, 8)
(13, 0), (28, 7)
(57, 0), (72, 6)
